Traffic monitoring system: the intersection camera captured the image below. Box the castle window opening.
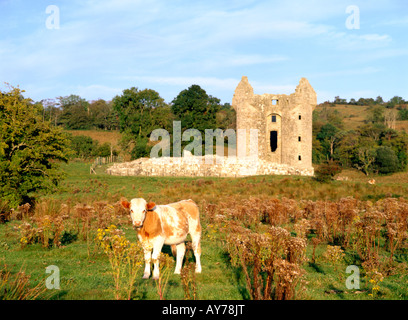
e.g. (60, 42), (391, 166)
(272, 99), (278, 105)
(298, 114), (302, 120)
(298, 155), (302, 161)
(271, 115), (277, 122)
(298, 136), (301, 142)
(270, 131), (278, 152)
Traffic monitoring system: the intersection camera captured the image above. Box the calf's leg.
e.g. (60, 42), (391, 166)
(151, 238), (165, 280)
(174, 242), (186, 274)
(191, 232), (202, 273)
(143, 249), (152, 279)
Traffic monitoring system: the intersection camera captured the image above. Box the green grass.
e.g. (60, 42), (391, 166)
(1, 161), (408, 300)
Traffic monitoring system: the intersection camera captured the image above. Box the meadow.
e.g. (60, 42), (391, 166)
(1, 161), (408, 300)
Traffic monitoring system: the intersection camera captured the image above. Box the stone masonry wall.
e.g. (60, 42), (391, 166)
(106, 155), (314, 177)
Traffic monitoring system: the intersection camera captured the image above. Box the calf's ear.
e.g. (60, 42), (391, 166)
(121, 200), (131, 209)
(146, 202), (156, 211)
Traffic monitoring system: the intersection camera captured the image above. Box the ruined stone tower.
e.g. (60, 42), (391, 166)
(232, 76), (316, 172)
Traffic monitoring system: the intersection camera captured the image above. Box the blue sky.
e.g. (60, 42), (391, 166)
(0, 0), (407, 104)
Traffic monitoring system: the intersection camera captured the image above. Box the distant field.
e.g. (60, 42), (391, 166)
(65, 130), (122, 147)
(315, 104), (408, 132)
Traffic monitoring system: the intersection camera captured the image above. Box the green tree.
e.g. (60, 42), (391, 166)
(112, 87), (170, 159)
(375, 96), (384, 105)
(69, 135), (98, 159)
(375, 146), (399, 175)
(171, 85), (221, 133)
(366, 105), (384, 124)
(216, 103), (236, 131)
(89, 99), (119, 130)
(335, 130), (359, 168)
(387, 96), (405, 108)
(316, 123), (342, 159)
(398, 108), (408, 121)
(0, 86), (71, 207)
(58, 94), (91, 129)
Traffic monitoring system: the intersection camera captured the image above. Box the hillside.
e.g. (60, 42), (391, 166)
(315, 103), (408, 132)
(65, 130), (122, 147)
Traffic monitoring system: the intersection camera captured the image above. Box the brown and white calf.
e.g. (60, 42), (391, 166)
(121, 198), (202, 280)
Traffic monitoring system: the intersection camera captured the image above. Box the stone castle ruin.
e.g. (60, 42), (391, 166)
(107, 77), (316, 177)
(233, 76), (316, 172)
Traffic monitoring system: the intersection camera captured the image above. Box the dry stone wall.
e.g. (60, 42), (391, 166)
(106, 156), (314, 177)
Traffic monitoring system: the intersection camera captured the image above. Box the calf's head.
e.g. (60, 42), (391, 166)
(121, 198), (156, 228)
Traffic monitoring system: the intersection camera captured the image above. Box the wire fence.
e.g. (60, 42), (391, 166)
(90, 155), (124, 174)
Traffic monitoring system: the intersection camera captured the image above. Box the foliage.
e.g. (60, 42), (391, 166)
(130, 137), (152, 160)
(58, 94), (91, 129)
(314, 159), (342, 182)
(0, 85), (72, 207)
(226, 223), (307, 300)
(313, 105), (408, 175)
(69, 135), (98, 159)
(171, 84), (221, 133)
(68, 134), (118, 159)
(96, 224), (144, 300)
(112, 87), (172, 159)
(374, 146), (399, 175)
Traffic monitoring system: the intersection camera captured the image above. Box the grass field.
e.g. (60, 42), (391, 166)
(315, 104), (408, 133)
(1, 161), (408, 300)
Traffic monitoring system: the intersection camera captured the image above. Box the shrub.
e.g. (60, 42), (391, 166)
(130, 137), (152, 160)
(69, 135), (98, 159)
(226, 224), (306, 300)
(314, 159), (342, 182)
(96, 225), (144, 300)
(0, 86), (71, 207)
(96, 142), (118, 158)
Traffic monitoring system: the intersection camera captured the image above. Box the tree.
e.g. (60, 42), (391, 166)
(398, 108), (408, 121)
(335, 130), (359, 168)
(375, 96), (384, 105)
(69, 135), (98, 159)
(384, 109), (397, 129)
(355, 146), (377, 176)
(216, 103), (236, 131)
(0, 85), (71, 207)
(171, 85), (221, 133)
(375, 146), (399, 175)
(316, 123), (342, 159)
(58, 94), (91, 129)
(333, 96), (347, 104)
(89, 99), (118, 130)
(112, 87), (170, 159)
(366, 105), (384, 124)
(387, 96), (404, 108)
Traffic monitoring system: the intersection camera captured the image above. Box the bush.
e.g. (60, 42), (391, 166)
(314, 159), (342, 182)
(130, 138), (152, 160)
(96, 143), (118, 158)
(375, 146), (399, 175)
(69, 135), (98, 159)
(0, 86), (71, 207)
